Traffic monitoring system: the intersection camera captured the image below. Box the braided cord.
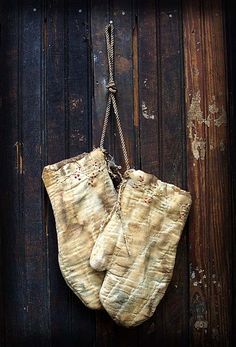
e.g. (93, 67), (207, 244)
(99, 23), (130, 171)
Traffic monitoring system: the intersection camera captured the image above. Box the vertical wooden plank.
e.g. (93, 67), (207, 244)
(110, 2), (139, 346)
(0, 3), (4, 345)
(91, 0), (112, 151)
(21, 1), (50, 344)
(203, 0), (232, 343)
(137, 0), (159, 175)
(90, 1), (119, 346)
(67, 1), (96, 345)
(183, 1), (209, 344)
(158, 0), (189, 345)
(67, 0), (91, 156)
(225, 0), (236, 344)
(0, 1), (26, 345)
(44, 0), (71, 344)
(183, 0), (232, 344)
(112, 0), (136, 171)
(136, 1), (164, 345)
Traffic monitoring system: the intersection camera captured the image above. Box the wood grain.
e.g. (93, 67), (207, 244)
(90, 1), (119, 346)
(0, 1), (28, 345)
(112, 0), (136, 171)
(67, 1), (96, 345)
(183, 0), (232, 344)
(157, 1), (189, 345)
(45, 1), (72, 344)
(225, 0), (236, 344)
(137, 1), (164, 345)
(203, 0), (231, 343)
(111, 3), (139, 345)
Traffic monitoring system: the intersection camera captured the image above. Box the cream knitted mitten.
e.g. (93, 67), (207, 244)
(42, 148), (118, 309)
(90, 169), (192, 326)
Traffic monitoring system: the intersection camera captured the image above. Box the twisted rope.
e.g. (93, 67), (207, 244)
(100, 23), (130, 171)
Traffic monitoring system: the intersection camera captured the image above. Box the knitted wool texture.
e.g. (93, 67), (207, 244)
(42, 148), (118, 309)
(90, 169), (192, 326)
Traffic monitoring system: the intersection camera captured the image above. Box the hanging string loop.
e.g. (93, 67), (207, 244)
(100, 23), (130, 171)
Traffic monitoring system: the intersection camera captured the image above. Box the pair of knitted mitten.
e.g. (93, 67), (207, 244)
(90, 169), (192, 327)
(42, 148), (119, 309)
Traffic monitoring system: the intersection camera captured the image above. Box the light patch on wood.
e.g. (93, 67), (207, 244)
(14, 141), (23, 174)
(187, 91), (224, 160)
(142, 101), (155, 120)
(69, 97), (82, 111)
(187, 91), (210, 148)
(187, 91), (204, 128)
(190, 266), (207, 287)
(188, 93), (227, 160)
(191, 134), (206, 160)
(214, 106), (227, 127)
(208, 95), (219, 115)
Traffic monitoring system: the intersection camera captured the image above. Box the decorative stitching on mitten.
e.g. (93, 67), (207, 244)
(177, 202), (192, 223)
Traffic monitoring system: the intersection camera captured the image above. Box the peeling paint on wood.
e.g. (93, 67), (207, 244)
(191, 134), (206, 160)
(208, 95), (219, 115)
(187, 91), (206, 128)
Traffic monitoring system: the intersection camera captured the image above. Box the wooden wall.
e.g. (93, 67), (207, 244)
(0, 0), (234, 346)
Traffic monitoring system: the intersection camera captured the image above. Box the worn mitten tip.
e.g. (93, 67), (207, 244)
(90, 256), (107, 272)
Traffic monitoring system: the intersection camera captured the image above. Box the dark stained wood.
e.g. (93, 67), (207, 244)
(21, 2), (50, 345)
(203, 0), (231, 343)
(183, 0), (232, 345)
(182, 1), (209, 344)
(110, 2), (140, 345)
(137, 0), (159, 175)
(90, 0), (111, 151)
(112, 0), (136, 171)
(136, 1), (164, 345)
(225, 0), (236, 344)
(0, 0), (234, 345)
(67, 0), (91, 157)
(67, 1), (96, 346)
(158, 1), (189, 345)
(90, 1), (119, 346)
(45, 1), (72, 344)
(0, 1), (27, 345)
